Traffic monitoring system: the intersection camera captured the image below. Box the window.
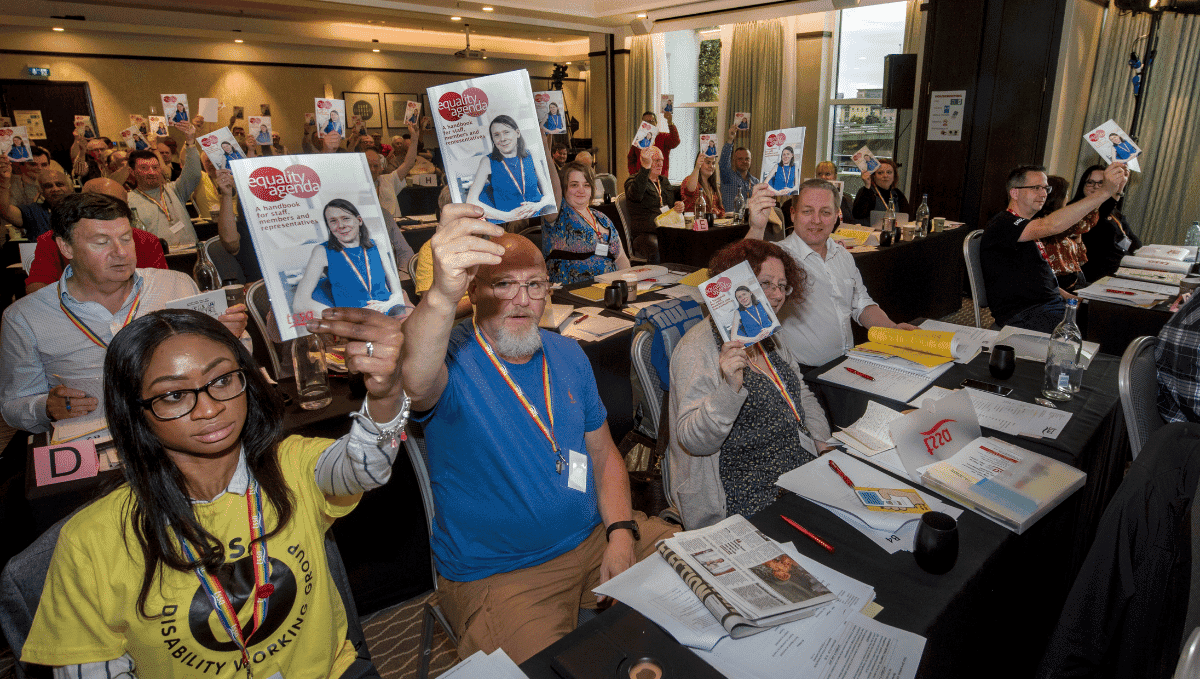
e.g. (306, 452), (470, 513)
(697, 37), (721, 135)
(659, 28), (721, 183)
(828, 2), (906, 198)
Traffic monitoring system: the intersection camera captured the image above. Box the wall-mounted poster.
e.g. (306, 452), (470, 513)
(927, 90), (965, 142)
(14, 111), (47, 140)
(343, 91), (382, 130)
(384, 93), (421, 129)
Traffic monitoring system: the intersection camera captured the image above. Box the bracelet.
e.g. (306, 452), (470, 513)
(373, 394), (412, 448)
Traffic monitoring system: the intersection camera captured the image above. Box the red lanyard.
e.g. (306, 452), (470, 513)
(750, 345), (807, 432)
(339, 248), (373, 293)
(499, 156), (528, 202)
(57, 281), (141, 348)
(573, 206), (605, 238)
(136, 188), (174, 221)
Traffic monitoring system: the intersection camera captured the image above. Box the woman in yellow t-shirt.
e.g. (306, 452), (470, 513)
(23, 307), (409, 679)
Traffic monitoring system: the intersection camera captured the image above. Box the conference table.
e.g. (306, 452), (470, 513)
(1084, 297), (1174, 356)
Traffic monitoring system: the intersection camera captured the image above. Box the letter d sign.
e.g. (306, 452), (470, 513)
(33, 440), (99, 486)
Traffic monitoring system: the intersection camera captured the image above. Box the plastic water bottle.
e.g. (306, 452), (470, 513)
(915, 194), (930, 238)
(292, 333), (332, 410)
(1042, 300), (1083, 401)
(1186, 220), (1200, 263)
(734, 187), (747, 224)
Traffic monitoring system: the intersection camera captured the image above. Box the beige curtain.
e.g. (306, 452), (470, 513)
(626, 35), (656, 160)
(726, 19), (785, 177)
(1076, 9), (1200, 244)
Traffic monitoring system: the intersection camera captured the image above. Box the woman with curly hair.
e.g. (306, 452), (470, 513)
(666, 239), (832, 529)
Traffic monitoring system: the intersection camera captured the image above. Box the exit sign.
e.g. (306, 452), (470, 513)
(26, 67), (50, 77)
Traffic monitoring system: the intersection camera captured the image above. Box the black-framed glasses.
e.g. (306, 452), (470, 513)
(489, 278), (552, 300)
(1014, 185), (1053, 195)
(138, 369), (248, 420)
(1084, 180), (1105, 188)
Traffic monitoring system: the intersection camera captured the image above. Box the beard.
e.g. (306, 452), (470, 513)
(493, 322), (542, 359)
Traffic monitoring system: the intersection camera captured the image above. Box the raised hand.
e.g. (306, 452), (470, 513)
(429, 203), (506, 305)
(718, 341), (748, 392)
(307, 307), (407, 419)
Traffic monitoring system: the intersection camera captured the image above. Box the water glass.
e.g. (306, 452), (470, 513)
(914, 511), (959, 574)
(292, 333), (332, 410)
(989, 345), (1016, 379)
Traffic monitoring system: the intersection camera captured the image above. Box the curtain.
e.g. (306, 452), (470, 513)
(726, 19), (785, 178)
(627, 35), (656, 159)
(1076, 9), (1200, 244)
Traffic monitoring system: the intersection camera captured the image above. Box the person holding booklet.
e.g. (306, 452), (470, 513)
(719, 124), (759, 211)
(293, 199), (409, 315)
(255, 124), (271, 145)
(467, 115), (556, 223)
(625, 146), (683, 263)
(680, 152), (725, 218)
(667, 239), (831, 530)
(1073, 163), (1140, 283)
(125, 121), (202, 250)
(542, 160), (630, 284)
(625, 110), (680, 176)
(767, 146), (797, 194)
(21, 304), (408, 679)
(851, 157), (907, 221)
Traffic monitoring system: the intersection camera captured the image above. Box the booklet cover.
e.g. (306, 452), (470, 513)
(1085, 118), (1142, 171)
(852, 145), (880, 174)
(733, 112), (750, 131)
(533, 91), (566, 134)
(248, 116), (273, 145)
(315, 98), (347, 138)
(148, 116), (168, 139)
(196, 97), (219, 123)
(198, 128), (247, 170)
(761, 127), (805, 196)
(632, 120), (657, 152)
(161, 94), (190, 124)
(128, 114), (147, 134)
(120, 124), (152, 151)
(427, 69), (558, 224)
(1, 126), (32, 162)
(701, 261), (781, 345)
(230, 153), (410, 341)
(699, 133), (719, 158)
(74, 115), (96, 139)
(404, 100), (422, 126)
(661, 94), (674, 115)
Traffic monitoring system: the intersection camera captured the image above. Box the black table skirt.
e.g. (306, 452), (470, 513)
(1084, 298), (1173, 356)
(853, 227), (971, 324)
(656, 225), (750, 269)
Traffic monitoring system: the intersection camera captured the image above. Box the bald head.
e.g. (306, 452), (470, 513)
(82, 177), (128, 202)
(476, 233), (546, 282)
(37, 169), (73, 207)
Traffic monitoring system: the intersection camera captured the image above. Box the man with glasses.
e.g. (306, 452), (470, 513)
(401, 212), (676, 664)
(0, 193), (247, 434)
(981, 163), (1127, 332)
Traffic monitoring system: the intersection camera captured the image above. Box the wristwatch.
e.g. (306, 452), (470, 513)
(605, 520), (640, 542)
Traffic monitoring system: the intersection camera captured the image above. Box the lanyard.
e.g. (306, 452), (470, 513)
(573, 206), (605, 238)
(473, 321), (565, 473)
(178, 479), (273, 679)
(649, 177), (663, 206)
(58, 281), (141, 348)
(780, 166), (794, 187)
(339, 247), (373, 293)
(499, 156), (528, 202)
(873, 185), (888, 209)
(136, 188), (174, 221)
(750, 345), (807, 434)
(744, 303), (767, 329)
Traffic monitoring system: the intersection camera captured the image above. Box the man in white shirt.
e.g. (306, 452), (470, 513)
(365, 124), (420, 218)
(125, 120), (202, 250)
(744, 181), (914, 369)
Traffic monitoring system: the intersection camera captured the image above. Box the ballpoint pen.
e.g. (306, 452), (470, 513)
(828, 459), (856, 488)
(573, 314), (589, 325)
(844, 366), (875, 381)
(780, 515), (835, 553)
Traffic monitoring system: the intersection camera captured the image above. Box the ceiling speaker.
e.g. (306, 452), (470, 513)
(630, 17), (653, 35)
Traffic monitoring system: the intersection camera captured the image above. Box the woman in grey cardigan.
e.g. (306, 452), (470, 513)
(667, 240), (831, 529)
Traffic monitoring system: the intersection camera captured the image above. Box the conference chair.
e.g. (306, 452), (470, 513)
(614, 193), (644, 265)
(403, 423), (596, 679)
(963, 229), (993, 329)
(245, 279), (292, 381)
(0, 514), (371, 679)
(596, 173), (618, 200)
(631, 328), (665, 437)
(204, 235), (246, 284)
(1119, 336), (1167, 460)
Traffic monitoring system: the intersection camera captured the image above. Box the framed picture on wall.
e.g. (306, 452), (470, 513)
(342, 91), (383, 130)
(384, 93), (421, 129)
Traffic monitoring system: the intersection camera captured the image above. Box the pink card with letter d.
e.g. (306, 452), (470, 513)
(33, 440), (99, 486)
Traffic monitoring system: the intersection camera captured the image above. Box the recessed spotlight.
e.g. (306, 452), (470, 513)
(52, 26), (65, 31)
(482, 5), (494, 10)
(451, 16), (461, 20)
(636, 13), (647, 17)
(372, 48), (380, 52)
(565, 61), (571, 64)
(482, 55), (488, 59)
(234, 39), (244, 43)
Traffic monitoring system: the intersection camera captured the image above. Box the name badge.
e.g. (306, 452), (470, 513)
(594, 242), (609, 258)
(568, 449), (588, 492)
(169, 220), (187, 234)
(1117, 235), (1132, 252)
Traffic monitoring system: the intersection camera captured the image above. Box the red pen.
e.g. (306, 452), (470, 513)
(573, 314), (589, 325)
(844, 366), (875, 381)
(780, 515), (835, 553)
(1104, 289), (1136, 295)
(828, 460), (856, 489)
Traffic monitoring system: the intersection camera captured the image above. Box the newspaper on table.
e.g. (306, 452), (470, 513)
(403, 100), (421, 126)
(73, 115), (96, 139)
(160, 94), (190, 124)
(1084, 118), (1141, 171)
(119, 124), (152, 151)
(1115, 266), (1187, 286)
(533, 91), (566, 134)
(229, 153), (411, 341)
(197, 128), (246, 170)
(248, 116), (273, 145)
(657, 514), (836, 638)
(851, 144), (881, 174)
(700, 261), (780, 346)
(1137, 244), (1197, 261)
(661, 94), (674, 114)
(0, 126), (32, 162)
(761, 127), (805, 196)
(147, 116), (168, 139)
(1119, 254), (1192, 274)
(427, 70), (558, 224)
(314, 98), (346, 138)
(699, 133), (719, 157)
(631, 120), (656, 150)
(733, 111), (750, 130)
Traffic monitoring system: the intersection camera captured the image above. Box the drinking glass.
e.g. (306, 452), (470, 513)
(989, 345), (1016, 380)
(914, 511), (958, 574)
(292, 333), (332, 410)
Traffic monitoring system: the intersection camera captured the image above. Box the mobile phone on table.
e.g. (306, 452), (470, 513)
(960, 378), (1013, 397)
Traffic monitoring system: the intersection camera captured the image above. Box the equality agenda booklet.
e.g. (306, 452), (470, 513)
(1085, 118), (1142, 172)
(315, 98), (347, 139)
(248, 116), (273, 145)
(229, 153), (410, 341)
(161, 94), (190, 124)
(533, 91), (567, 134)
(197, 127), (246, 171)
(700, 134), (719, 157)
(761, 127), (805, 196)
(700, 261), (781, 346)
(428, 69), (558, 225)
(119, 124), (152, 151)
(0, 126), (32, 162)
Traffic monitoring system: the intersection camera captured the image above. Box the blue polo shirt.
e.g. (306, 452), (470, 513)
(417, 321), (607, 581)
(19, 202), (52, 240)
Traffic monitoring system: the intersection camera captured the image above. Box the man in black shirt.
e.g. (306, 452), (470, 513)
(981, 163), (1127, 332)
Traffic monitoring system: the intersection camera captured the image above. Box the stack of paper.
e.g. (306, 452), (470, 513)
(539, 303), (574, 329)
(1076, 276), (1175, 307)
(593, 264), (668, 283)
(819, 358), (940, 402)
(561, 312), (631, 341)
(1114, 266), (1187, 286)
(833, 401), (903, 456)
(1119, 254), (1193, 274)
(963, 388), (1073, 439)
(437, 649), (527, 679)
(1136, 244), (1197, 262)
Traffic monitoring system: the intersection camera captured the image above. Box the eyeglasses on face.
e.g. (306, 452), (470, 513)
(489, 278), (552, 300)
(758, 281), (794, 295)
(1084, 180), (1105, 188)
(1015, 185), (1053, 195)
(138, 369), (248, 420)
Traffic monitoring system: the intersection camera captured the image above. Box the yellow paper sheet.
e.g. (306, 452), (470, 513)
(679, 269), (711, 287)
(856, 341), (953, 368)
(571, 285), (608, 302)
(867, 327), (956, 357)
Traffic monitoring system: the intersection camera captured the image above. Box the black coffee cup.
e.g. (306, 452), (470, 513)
(914, 511), (959, 574)
(604, 282), (626, 309)
(990, 344), (1016, 380)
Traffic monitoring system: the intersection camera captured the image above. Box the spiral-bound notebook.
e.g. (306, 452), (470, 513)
(818, 358), (936, 403)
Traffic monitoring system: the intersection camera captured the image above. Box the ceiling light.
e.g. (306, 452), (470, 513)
(565, 61), (571, 64)
(234, 39), (244, 43)
(451, 16), (462, 20)
(482, 55), (488, 59)
(372, 48), (380, 52)
(636, 13), (647, 17)
(52, 26), (65, 31)
(482, 5), (494, 10)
